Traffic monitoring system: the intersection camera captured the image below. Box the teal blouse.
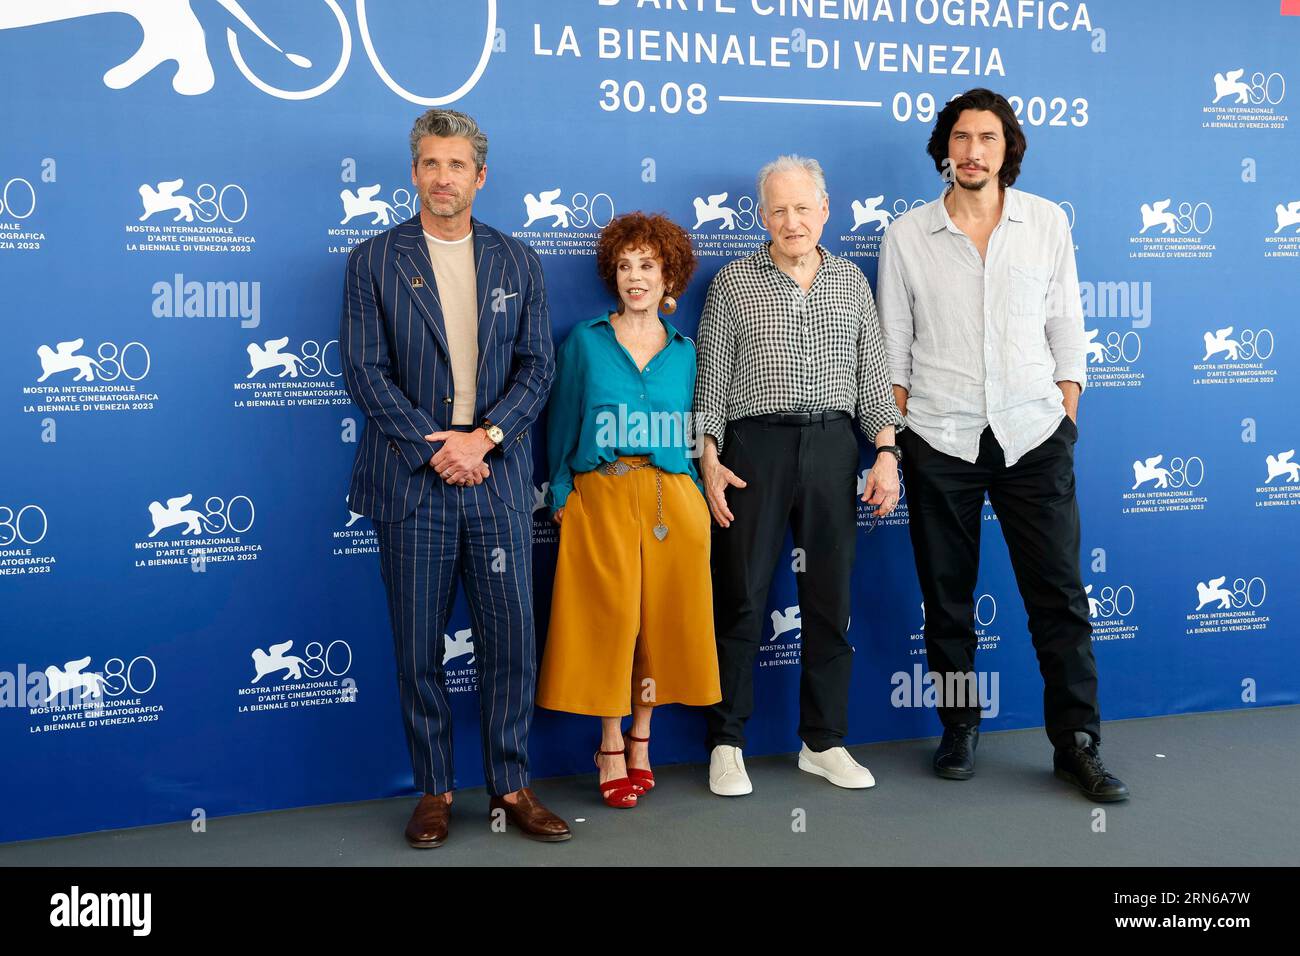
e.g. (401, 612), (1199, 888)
(546, 313), (702, 512)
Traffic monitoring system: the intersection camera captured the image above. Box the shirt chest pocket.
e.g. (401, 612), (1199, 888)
(1008, 265), (1050, 320)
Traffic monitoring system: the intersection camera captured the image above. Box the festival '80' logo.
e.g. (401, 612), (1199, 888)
(0, 502), (55, 578)
(1123, 452), (1208, 516)
(1193, 324), (1277, 387)
(1257, 449), (1300, 509)
(760, 604), (804, 669)
(838, 194), (926, 259)
(250, 639), (353, 684)
(1200, 326), (1274, 364)
(442, 628), (478, 694)
(1085, 328), (1141, 367)
(1186, 572), (1269, 637)
(245, 337), (340, 380)
(20, 652), (163, 736)
(235, 335), (351, 411)
(689, 188), (763, 259)
(1130, 197), (1216, 260)
(23, 337), (159, 417)
(848, 195), (927, 234)
(0, 168), (46, 252)
(238, 638), (358, 714)
(514, 187), (615, 257)
(1137, 198), (1212, 236)
(1204, 67), (1288, 131)
(1084, 581), (1138, 642)
(135, 491), (263, 570)
(690, 191), (761, 233)
(0, 1), (498, 102)
(521, 188), (615, 230)
(0, 174), (37, 220)
(1130, 454), (1204, 491)
(1082, 289), (1145, 389)
(339, 183), (416, 227)
(1273, 200), (1300, 234)
(39, 654), (157, 705)
(137, 178), (248, 224)
(127, 174), (256, 254)
(1087, 585), (1134, 620)
(0, 504), (47, 549)
(1211, 68), (1285, 106)
(1194, 576), (1266, 613)
(35, 338), (150, 384)
(146, 492), (255, 539)
(1264, 450), (1299, 485)
(327, 161), (421, 254)
(1266, 198), (1300, 260)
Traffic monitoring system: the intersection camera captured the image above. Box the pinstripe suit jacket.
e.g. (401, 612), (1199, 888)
(340, 215), (554, 522)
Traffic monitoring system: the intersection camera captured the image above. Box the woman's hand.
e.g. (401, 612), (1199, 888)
(552, 507), (565, 525)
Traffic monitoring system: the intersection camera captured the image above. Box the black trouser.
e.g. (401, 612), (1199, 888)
(706, 413), (859, 752)
(900, 418), (1101, 749)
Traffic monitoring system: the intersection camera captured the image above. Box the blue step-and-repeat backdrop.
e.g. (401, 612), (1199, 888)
(1, 1), (1297, 843)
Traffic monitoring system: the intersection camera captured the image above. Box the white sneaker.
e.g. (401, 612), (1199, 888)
(797, 744), (876, 789)
(708, 745), (753, 796)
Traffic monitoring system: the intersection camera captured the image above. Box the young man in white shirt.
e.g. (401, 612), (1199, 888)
(876, 88), (1128, 802)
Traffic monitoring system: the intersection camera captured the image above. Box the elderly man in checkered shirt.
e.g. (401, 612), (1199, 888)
(693, 154), (903, 797)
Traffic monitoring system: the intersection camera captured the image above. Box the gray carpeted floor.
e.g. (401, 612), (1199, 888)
(3, 705), (1296, 866)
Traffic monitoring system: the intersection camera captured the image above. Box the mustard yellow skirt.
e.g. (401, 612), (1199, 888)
(536, 457), (721, 717)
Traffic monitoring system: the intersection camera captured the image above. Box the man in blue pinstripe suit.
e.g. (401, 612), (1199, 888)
(340, 109), (570, 847)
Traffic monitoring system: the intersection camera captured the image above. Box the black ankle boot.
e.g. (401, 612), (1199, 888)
(1053, 733), (1130, 802)
(933, 724), (979, 780)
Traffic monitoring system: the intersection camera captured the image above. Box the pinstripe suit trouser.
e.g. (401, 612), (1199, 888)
(373, 470), (536, 797)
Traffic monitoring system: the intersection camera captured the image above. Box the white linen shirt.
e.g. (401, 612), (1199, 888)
(876, 186), (1087, 466)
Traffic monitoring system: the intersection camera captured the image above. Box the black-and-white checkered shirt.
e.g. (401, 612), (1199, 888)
(693, 242), (904, 453)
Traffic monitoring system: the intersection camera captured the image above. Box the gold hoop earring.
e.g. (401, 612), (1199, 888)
(661, 295), (677, 316)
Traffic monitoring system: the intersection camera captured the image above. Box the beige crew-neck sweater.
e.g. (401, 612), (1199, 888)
(423, 230), (478, 426)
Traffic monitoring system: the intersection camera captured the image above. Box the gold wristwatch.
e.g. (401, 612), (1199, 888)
(482, 420), (504, 447)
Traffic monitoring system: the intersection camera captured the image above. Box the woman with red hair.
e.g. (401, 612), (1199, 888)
(537, 212), (721, 809)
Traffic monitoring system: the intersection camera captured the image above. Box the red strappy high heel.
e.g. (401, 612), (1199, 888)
(624, 732), (655, 794)
(594, 747), (638, 808)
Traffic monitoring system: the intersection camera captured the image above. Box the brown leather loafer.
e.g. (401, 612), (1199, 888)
(489, 787), (572, 842)
(405, 793), (450, 848)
